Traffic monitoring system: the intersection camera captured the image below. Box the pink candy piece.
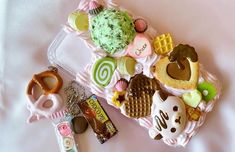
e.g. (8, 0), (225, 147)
(89, 0), (103, 15)
(57, 122), (72, 137)
(26, 93), (64, 123)
(134, 19), (148, 33)
(89, 1), (99, 10)
(114, 79), (128, 92)
(127, 33), (152, 58)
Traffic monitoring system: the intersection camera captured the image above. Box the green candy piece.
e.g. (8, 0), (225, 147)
(197, 82), (217, 102)
(182, 90), (202, 108)
(68, 11), (89, 31)
(90, 9), (136, 54)
(92, 57), (116, 87)
(117, 56), (136, 76)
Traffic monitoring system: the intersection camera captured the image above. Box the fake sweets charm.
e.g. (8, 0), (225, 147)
(89, 0), (103, 15)
(149, 91), (187, 140)
(154, 44), (199, 90)
(68, 11), (89, 31)
(197, 82), (217, 102)
(78, 95), (118, 144)
(55, 121), (78, 152)
(90, 9), (136, 54)
(26, 68), (65, 123)
(92, 57), (116, 87)
(134, 18), (148, 33)
(127, 34), (152, 58)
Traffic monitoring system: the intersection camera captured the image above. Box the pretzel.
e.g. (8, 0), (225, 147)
(27, 69), (63, 95)
(26, 68), (64, 123)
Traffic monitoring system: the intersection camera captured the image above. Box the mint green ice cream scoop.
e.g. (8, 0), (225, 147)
(90, 9), (136, 54)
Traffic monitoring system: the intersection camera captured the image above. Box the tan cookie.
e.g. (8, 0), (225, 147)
(120, 74), (160, 118)
(154, 44), (199, 90)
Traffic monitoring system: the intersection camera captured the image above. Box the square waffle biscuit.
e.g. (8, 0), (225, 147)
(153, 33), (173, 55)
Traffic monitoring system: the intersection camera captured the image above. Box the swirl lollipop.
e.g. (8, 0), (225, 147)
(92, 57), (116, 87)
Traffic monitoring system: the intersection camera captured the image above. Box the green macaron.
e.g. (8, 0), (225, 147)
(68, 11), (89, 31)
(117, 56), (136, 76)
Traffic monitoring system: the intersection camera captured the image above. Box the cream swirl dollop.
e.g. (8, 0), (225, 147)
(136, 53), (159, 78)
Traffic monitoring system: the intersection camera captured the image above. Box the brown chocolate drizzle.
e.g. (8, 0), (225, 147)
(154, 133), (163, 140)
(155, 110), (169, 131)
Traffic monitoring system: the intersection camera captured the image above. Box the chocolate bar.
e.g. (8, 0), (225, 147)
(78, 95), (118, 144)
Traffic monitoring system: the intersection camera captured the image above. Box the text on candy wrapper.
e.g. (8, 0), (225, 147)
(87, 97), (108, 123)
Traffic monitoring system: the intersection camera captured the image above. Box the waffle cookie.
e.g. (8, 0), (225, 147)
(120, 74), (160, 118)
(153, 33), (174, 55)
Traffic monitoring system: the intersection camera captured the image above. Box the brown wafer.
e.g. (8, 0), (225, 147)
(121, 74), (160, 118)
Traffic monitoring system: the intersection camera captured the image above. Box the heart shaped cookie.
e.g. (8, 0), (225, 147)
(120, 74), (160, 118)
(154, 57), (199, 90)
(167, 59), (191, 81)
(154, 44), (199, 90)
(127, 34), (152, 58)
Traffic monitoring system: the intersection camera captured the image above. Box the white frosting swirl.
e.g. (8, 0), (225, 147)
(136, 53), (159, 78)
(105, 70), (121, 89)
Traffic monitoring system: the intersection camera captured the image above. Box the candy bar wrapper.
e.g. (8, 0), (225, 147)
(54, 120), (79, 152)
(78, 95), (118, 144)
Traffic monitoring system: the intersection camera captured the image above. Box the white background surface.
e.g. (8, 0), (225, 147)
(1, 0), (235, 152)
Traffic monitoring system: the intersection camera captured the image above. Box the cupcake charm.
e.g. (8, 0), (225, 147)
(89, 0), (103, 15)
(114, 79), (128, 92)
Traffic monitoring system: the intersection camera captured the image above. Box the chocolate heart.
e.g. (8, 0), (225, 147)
(167, 59), (191, 81)
(154, 57), (199, 90)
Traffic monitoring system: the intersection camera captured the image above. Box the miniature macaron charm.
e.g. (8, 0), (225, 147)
(197, 82), (217, 102)
(127, 34), (152, 58)
(182, 90), (202, 108)
(134, 18), (148, 33)
(117, 56), (136, 76)
(89, 0), (103, 15)
(114, 79), (128, 92)
(92, 57), (116, 87)
(68, 11), (89, 31)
